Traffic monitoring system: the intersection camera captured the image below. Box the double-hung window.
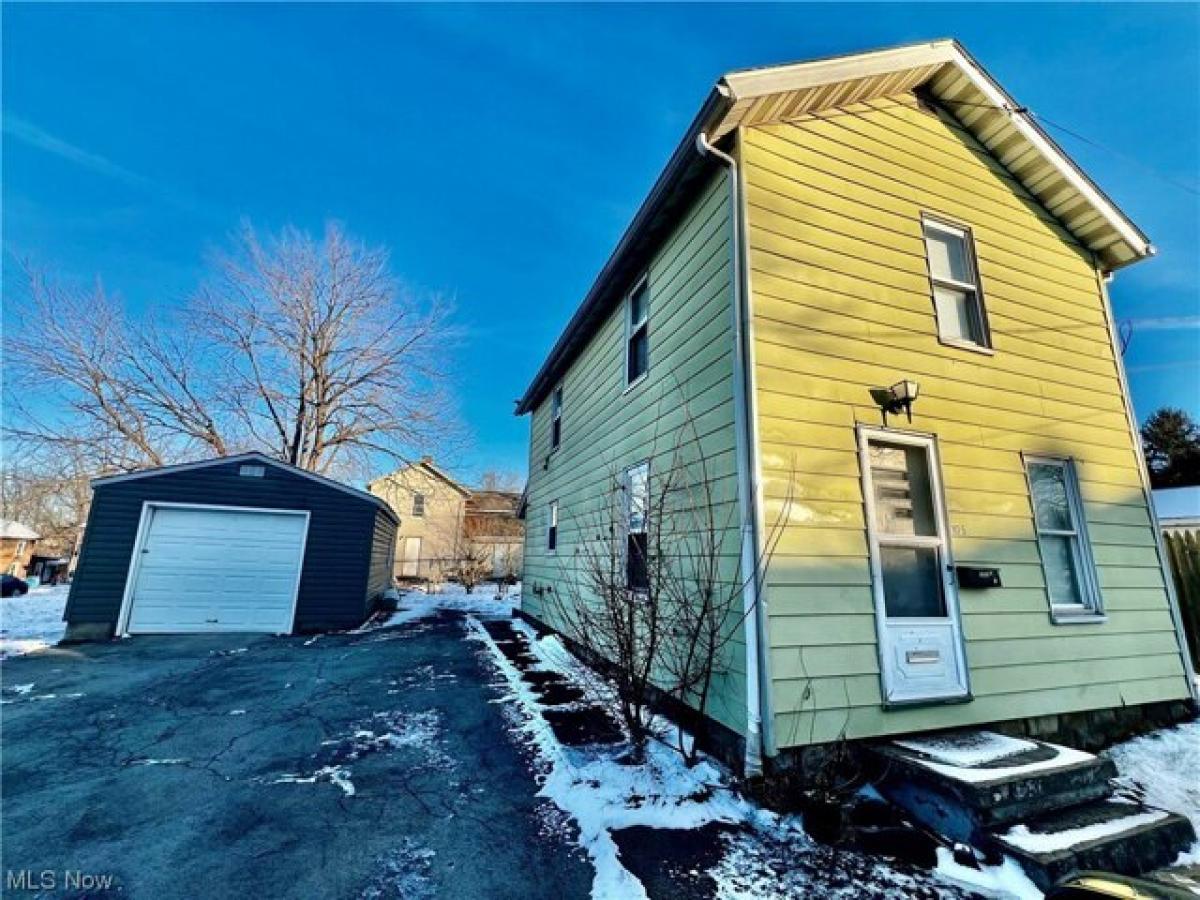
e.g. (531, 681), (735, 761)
(412, 493), (426, 517)
(625, 461), (650, 592)
(626, 279), (650, 385)
(551, 386), (563, 451)
(547, 501), (559, 552)
(1025, 457), (1101, 619)
(922, 217), (991, 350)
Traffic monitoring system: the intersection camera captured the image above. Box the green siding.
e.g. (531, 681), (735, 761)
(522, 170), (748, 735)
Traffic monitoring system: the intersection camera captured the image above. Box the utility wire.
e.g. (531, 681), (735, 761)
(936, 96), (1200, 197)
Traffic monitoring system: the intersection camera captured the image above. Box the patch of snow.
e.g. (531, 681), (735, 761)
(130, 758), (190, 767)
(907, 742), (1094, 785)
(1104, 720), (1200, 863)
(369, 582), (521, 629)
(0, 585), (69, 658)
(228, 709), (247, 716)
(997, 809), (1169, 854)
(933, 847), (1042, 900)
(7, 683), (35, 694)
(274, 765), (356, 797)
(362, 838), (436, 900)
(895, 732), (1037, 768)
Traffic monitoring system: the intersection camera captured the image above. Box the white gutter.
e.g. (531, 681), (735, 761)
(696, 130), (769, 777)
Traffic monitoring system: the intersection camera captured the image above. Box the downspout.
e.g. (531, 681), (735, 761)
(1097, 268), (1199, 705)
(696, 129), (771, 776)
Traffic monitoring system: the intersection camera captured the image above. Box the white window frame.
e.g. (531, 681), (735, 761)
(921, 216), (992, 352)
(547, 500), (559, 553)
(412, 493), (426, 517)
(1023, 455), (1104, 622)
(551, 385), (563, 451)
(624, 275), (650, 390)
(624, 460), (650, 593)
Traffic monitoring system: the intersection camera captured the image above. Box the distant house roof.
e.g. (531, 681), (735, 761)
(515, 38), (1153, 416)
(1154, 486), (1200, 532)
(368, 457), (472, 498)
(0, 520), (40, 541)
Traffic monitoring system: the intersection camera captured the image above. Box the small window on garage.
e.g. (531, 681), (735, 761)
(239, 464), (266, 477)
(412, 493), (426, 517)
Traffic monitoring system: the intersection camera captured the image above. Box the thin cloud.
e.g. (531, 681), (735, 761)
(3, 114), (153, 188)
(1125, 315), (1200, 330)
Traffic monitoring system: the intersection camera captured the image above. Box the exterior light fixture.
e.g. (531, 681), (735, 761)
(870, 379), (921, 425)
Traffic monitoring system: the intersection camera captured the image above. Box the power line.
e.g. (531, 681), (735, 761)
(936, 96), (1200, 198)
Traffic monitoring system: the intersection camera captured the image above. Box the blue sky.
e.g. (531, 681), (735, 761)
(4, 3), (1198, 483)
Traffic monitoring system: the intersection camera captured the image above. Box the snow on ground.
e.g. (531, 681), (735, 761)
(1104, 719), (1200, 863)
(467, 614), (1037, 900)
(1, 584), (69, 658)
(350, 581), (520, 631)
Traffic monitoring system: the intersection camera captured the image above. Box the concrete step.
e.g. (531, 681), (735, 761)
(871, 730), (1115, 841)
(988, 799), (1196, 891)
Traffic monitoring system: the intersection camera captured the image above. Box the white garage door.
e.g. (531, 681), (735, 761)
(126, 506), (308, 634)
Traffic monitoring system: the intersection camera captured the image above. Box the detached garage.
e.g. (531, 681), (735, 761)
(63, 453), (399, 640)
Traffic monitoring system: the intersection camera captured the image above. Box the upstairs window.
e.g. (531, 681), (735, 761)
(625, 461), (650, 592)
(922, 218), (991, 350)
(548, 501), (559, 552)
(1025, 457), (1101, 618)
(626, 278), (650, 385)
(412, 493), (426, 517)
(551, 385), (563, 450)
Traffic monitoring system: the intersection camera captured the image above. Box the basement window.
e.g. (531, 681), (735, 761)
(922, 217), (991, 351)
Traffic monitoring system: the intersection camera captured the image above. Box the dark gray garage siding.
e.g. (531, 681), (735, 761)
(65, 458), (399, 636)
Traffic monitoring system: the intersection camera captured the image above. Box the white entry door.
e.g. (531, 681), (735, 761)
(859, 428), (970, 705)
(400, 536), (422, 578)
(126, 505), (308, 634)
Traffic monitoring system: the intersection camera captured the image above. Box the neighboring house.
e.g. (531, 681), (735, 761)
(516, 41), (1196, 776)
(368, 458), (524, 581)
(1154, 486), (1200, 670)
(0, 520), (40, 578)
(1154, 486), (1200, 536)
(464, 491), (524, 580)
(63, 453), (398, 640)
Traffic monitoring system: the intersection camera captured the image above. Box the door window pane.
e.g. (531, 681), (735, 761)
(870, 442), (937, 537)
(881, 546), (947, 618)
(1028, 464), (1072, 531)
(924, 225), (971, 283)
(1039, 534), (1083, 606)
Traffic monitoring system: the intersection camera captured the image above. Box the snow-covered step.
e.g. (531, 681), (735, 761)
(870, 730), (1116, 840)
(989, 799), (1196, 891)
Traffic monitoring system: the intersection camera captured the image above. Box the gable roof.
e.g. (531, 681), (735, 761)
(367, 457), (472, 498)
(515, 39), (1152, 416)
(0, 520), (41, 541)
(91, 452), (399, 522)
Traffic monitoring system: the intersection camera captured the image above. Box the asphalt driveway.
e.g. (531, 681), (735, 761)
(1, 612), (592, 899)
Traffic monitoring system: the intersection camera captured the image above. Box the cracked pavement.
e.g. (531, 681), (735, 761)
(1, 612), (592, 899)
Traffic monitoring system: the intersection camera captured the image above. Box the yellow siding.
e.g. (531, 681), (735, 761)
(742, 94), (1190, 747)
(521, 171), (748, 735)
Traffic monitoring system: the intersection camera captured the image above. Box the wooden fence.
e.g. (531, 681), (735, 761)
(1164, 529), (1200, 670)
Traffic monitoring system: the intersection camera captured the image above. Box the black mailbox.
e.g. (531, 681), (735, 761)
(956, 566), (1002, 589)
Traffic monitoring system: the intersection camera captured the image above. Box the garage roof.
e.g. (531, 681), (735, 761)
(515, 39), (1152, 415)
(92, 452), (400, 523)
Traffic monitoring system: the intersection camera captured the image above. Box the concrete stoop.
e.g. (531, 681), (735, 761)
(870, 730), (1195, 891)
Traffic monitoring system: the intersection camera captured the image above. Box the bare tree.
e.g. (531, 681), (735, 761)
(193, 222), (457, 477)
(6, 222), (459, 481)
(540, 389), (791, 765)
(478, 469), (523, 493)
